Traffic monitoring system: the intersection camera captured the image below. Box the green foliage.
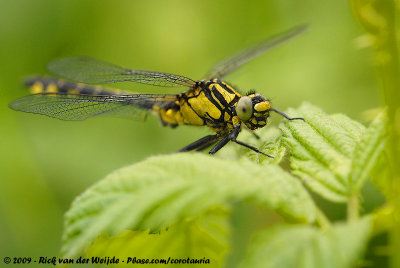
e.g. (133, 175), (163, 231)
(350, 1), (400, 265)
(60, 103), (388, 267)
(62, 153), (316, 258)
(87, 211), (231, 267)
(280, 103), (386, 203)
(241, 217), (372, 268)
(349, 111), (387, 194)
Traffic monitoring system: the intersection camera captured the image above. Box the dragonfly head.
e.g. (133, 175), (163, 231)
(236, 92), (271, 130)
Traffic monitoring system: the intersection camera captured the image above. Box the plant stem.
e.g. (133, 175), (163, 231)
(350, 1), (400, 267)
(315, 207), (331, 230)
(347, 195), (359, 221)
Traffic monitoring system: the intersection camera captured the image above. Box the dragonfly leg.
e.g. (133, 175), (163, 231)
(251, 132), (261, 139)
(232, 140), (274, 158)
(209, 127), (240, 155)
(217, 127), (274, 158)
(195, 138), (220, 151)
(208, 135), (230, 155)
(177, 134), (219, 152)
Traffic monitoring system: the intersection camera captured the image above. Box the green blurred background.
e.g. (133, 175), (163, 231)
(0, 0), (382, 263)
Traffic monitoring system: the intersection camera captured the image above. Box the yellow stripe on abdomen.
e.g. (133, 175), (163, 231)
(25, 77), (122, 96)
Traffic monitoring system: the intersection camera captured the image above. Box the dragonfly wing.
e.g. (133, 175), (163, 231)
(204, 25), (307, 79)
(47, 57), (197, 87)
(9, 93), (177, 121)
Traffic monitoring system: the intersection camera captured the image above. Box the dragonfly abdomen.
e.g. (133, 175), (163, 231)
(25, 77), (119, 96)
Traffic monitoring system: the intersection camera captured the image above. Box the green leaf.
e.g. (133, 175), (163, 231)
(245, 127), (288, 165)
(372, 204), (394, 235)
(217, 126), (285, 165)
(280, 102), (386, 202)
(370, 151), (392, 199)
(366, 112), (391, 199)
(86, 209), (230, 267)
(61, 153), (316, 258)
(349, 111), (387, 193)
(241, 217), (372, 268)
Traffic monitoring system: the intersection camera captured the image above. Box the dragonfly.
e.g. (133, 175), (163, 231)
(10, 25), (306, 157)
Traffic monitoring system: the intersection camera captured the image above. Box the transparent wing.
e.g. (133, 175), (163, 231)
(9, 93), (177, 121)
(47, 57), (197, 87)
(204, 25), (307, 79)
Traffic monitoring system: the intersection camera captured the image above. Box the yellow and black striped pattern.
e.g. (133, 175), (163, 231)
(243, 93), (271, 130)
(154, 79), (239, 132)
(154, 78), (271, 134)
(24, 77), (272, 135)
(25, 77), (122, 96)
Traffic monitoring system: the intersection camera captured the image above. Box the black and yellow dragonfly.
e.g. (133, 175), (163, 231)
(10, 26), (306, 157)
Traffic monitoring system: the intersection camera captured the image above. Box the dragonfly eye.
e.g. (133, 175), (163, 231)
(236, 96), (253, 121)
